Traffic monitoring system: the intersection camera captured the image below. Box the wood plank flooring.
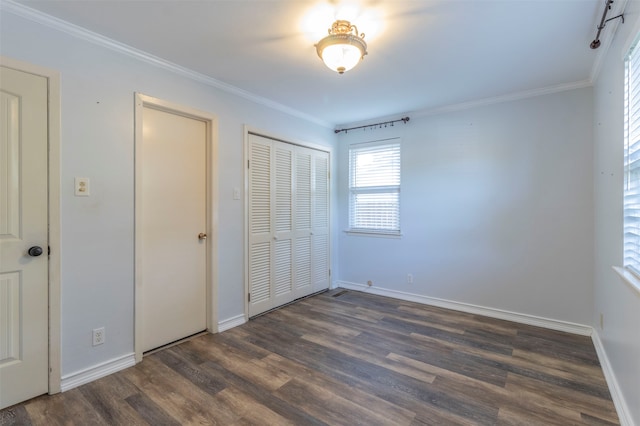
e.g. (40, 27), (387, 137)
(0, 289), (619, 425)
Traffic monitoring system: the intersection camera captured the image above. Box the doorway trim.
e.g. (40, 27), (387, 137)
(134, 93), (219, 362)
(0, 56), (62, 394)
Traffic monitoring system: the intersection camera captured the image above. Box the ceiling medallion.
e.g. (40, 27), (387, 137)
(315, 20), (367, 74)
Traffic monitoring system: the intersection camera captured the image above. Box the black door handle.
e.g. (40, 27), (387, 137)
(28, 246), (43, 257)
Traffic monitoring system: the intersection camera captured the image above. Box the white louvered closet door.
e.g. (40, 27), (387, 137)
(248, 134), (329, 317)
(293, 147), (313, 298)
(273, 142), (295, 308)
(312, 150), (330, 292)
(248, 135), (273, 317)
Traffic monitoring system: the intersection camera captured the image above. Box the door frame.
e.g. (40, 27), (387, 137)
(0, 56), (62, 394)
(134, 93), (218, 362)
(243, 126), (332, 320)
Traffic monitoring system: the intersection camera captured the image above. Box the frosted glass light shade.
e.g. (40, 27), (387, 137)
(320, 43), (363, 74)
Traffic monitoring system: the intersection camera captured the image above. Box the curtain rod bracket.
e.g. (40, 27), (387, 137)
(590, 0), (624, 49)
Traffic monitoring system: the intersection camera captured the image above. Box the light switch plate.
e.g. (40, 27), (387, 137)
(75, 177), (90, 196)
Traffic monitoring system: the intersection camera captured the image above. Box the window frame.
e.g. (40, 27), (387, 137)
(624, 37), (640, 277)
(615, 33), (640, 295)
(347, 138), (401, 237)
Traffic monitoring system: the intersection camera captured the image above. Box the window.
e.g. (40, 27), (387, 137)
(348, 139), (401, 235)
(624, 40), (640, 274)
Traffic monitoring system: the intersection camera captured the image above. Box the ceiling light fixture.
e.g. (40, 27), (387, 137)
(315, 20), (367, 74)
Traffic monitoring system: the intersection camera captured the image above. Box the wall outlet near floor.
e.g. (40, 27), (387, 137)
(92, 327), (105, 346)
(407, 274), (414, 284)
(367, 280), (373, 287)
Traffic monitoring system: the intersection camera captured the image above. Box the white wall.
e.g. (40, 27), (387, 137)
(593, 1), (640, 423)
(0, 11), (336, 377)
(336, 88), (595, 325)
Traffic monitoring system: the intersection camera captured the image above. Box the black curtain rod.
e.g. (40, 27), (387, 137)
(335, 117), (410, 134)
(590, 0), (624, 49)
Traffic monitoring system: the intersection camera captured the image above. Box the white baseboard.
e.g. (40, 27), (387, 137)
(335, 281), (593, 336)
(60, 353), (135, 392)
(58, 313), (246, 393)
(592, 331), (633, 426)
(218, 314), (246, 332)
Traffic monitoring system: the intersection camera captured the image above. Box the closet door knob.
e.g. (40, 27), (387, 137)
(198, 233), (207, 240)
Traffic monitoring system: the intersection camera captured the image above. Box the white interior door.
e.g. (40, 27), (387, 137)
(140, 106), (207, 353)
(0, 66), (49, 409)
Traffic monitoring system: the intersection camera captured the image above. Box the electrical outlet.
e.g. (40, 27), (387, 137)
(75, 177), (90, 196)
(367, 280), (373, 287)
(92, 327), (105, 346)
(407, 274), (414, 284)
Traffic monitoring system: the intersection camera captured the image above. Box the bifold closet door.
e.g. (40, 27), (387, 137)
(248, 134), (329, 317)
(272, 142), (295, 308)
(248, 136), (295, 317)
(312, 150), (330, 292)
(294, 147), (330, 298)
(293, 147), (312, 298)
(248, 136), (276, 317)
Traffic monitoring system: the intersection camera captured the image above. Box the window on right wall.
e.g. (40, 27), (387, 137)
(624, 39), (640, 273)
(348, 138), (401, 236)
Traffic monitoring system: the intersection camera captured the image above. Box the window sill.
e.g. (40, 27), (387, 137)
(612, 266), (640, 296)
(344, 230), (402, 239)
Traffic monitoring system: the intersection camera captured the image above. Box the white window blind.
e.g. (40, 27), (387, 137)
(624, 41), (640, 274)
(349, 139), (401, 234)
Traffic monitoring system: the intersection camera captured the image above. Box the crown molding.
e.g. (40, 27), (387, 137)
(412, 80), (593, 119)
(336, 80), (593, 128)
(1, 0), (332, 129)
(337, 79), (593, 128)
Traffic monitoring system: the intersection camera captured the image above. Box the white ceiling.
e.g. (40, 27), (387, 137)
(13, 0), (614, 126)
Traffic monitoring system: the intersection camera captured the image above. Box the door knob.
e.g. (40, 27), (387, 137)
(28, 246), (44, 257)
(198, 233), (207, 240)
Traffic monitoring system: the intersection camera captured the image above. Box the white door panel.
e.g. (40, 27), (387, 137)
(0, 66), (49, 409)
(140, 106), (207, 352)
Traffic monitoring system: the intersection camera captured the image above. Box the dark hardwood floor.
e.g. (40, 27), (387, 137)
(1, 289), (619, 425)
